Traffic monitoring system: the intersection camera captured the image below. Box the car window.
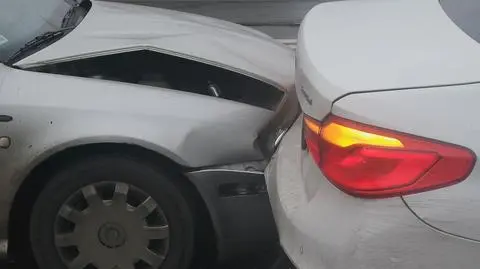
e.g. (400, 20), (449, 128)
(0, 0), (88, 64)
(440, 0), (480, 43)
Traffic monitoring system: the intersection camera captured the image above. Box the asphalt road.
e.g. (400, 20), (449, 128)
(0, 249), (293, 269)
(104, 0), (335, 39)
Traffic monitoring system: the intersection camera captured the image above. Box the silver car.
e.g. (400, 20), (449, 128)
(267, 0), (480, 268)
(0, 1), (298, 268)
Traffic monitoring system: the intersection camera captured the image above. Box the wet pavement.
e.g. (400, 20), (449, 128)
(0, 255), (293, 269)
(0, 245), (294, 269)
(105, 0), (336, 39)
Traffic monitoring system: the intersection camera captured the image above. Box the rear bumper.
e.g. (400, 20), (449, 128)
(266, 118), (480, 269)
(186, 163), (278, 262)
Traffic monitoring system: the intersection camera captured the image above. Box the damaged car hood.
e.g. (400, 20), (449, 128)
(15, 0), (294, 88)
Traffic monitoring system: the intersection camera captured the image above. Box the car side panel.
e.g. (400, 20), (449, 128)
(267, 117), (480, 269)
(0, 65), (273, 238)
(332, 83), (480, 242)
(295, 25), (338, 120)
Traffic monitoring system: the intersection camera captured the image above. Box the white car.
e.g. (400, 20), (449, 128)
(0, 0), (297, 269)
(267, 0), (480, 268)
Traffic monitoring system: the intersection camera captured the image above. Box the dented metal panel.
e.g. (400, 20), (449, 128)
(0, 63), (276, 238)
(15, 0), (294, 90)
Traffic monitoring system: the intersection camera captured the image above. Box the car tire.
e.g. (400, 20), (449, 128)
(30, 155), (194, 269)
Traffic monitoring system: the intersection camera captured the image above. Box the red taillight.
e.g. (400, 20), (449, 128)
(304, 114), (476, 198)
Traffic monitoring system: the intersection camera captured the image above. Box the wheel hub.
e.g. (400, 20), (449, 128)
(54, 182), (170, 269)
(98, 223), (126, 248)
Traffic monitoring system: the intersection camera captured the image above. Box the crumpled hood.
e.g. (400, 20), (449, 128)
(16, 0), (294, 89)
(299, 0), (480, 96)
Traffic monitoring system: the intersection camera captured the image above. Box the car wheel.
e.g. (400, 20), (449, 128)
(30, 155), (194, 269)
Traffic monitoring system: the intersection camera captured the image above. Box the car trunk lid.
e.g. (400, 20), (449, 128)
(297, 0), (480, 120)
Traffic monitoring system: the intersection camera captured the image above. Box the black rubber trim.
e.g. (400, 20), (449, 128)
(0, 115), (13, 122)
(186, 169), (278, 261)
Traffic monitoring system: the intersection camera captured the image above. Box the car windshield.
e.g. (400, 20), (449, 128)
(440, 0), (480, 43)
(0, 0), (89, 64)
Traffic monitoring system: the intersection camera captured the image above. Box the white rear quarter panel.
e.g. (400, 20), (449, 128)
(333, 84), (480, 241)
(267, 114), (480, 269)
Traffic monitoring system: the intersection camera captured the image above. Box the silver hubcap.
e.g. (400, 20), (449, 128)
(98, 223), (126, 248)
(54, 182), (170, 269)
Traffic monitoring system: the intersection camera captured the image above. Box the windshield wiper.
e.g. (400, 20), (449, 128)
(6, 27), (74, 65)
(62, 1), (82, 28)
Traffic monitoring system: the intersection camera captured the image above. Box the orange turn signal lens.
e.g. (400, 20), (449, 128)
(303, 114), (475, 198)
(321, 122), (404, 148)
(304, 117), (321, 135)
